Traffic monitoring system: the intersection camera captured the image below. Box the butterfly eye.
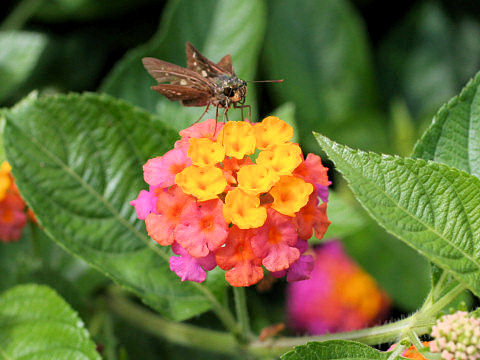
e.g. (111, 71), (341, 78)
(223, 87), (234, 97)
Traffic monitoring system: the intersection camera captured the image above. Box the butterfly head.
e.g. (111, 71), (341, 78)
(218, 76), (247, 105)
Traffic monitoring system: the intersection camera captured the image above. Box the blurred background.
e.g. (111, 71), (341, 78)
(1, 0), (479, 358)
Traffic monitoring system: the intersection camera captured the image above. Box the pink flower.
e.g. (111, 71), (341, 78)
(251, 209), (300, 272)
(294, 193), (331, 240)
(130, 188), (157, 220)
(175, 199), (228, 257)
(287, 241), (390, 335)
(145, 186), (193, 246)
(294, 153), (329, 200)
(179, 118), (224, 141)
(0, 193), (27, 242)
(271, 239), (313, 281)
(215, 226), (264, 287)
(169, 242), (216, 282)
(143, 148), (191, 188)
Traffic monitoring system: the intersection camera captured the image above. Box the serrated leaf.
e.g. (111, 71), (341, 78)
(413, 71), (480, 178)
(101, 0), (265, 130)
(263, 0), (385, 153)
(315, 134), (480, 298)
(4, 93), (225, 321)
(0, 284), (100, 359)
(413, 71), (480, 296)
(281, 340), (400, 360)
(0, 31), (48, 101)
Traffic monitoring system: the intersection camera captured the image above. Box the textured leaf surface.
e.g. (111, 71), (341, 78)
(101, 0), (265, 129)
(413, 71), (480, 178)
(263, 0), (384, 153)
(413, 71), (480, 294)
(281, 340), (398, 359)
(0, 32), (47, 101)
(4, 93), (224, 321)
(315, 134), (480, 297)
(0, 284), (100, 359)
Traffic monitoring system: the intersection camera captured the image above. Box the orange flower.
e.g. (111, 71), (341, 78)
(215, 226), (264, 287)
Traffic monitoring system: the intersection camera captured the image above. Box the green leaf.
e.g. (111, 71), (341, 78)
(413, 71), (480, 296)
(263, 0), (384, 153)
(101, 0), (266, 130)
(0, 284), (100, 359)
(281, 340), (399, 359)
(4, 93), (225, 321)
(0, 31), (47, 102)
(315, 134), (480, 298)
(413, 71), (480, 179)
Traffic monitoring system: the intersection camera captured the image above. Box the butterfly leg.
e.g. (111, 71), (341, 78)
(193, 103), (210, 125)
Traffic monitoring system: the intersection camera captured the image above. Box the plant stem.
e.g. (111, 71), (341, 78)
(233, 287), (251, 342)
(247, 282), (468, 358)
(192, 282), (239, 336)
(106, 287), (239, 356)
(1, 0), (44, 31)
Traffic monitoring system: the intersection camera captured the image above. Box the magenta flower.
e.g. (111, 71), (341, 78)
(287, 240), (390, 334)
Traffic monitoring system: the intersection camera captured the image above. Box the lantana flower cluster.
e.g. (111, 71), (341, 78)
(287, 241), (390, 334)
(131, 117), (331, 286)
(0, 162), (27, 242)
(429, 311), (480, 360)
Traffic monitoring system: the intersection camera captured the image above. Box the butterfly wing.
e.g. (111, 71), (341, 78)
(151, 84), (208, 103)
(185, 42), (235, 77)
(142, 57), (213, 93)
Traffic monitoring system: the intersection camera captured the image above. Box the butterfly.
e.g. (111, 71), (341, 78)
(142, 42), (281, 122)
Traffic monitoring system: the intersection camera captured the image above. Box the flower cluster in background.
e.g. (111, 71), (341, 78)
(287, 240), (390, 334)
(131, 117), (330, 286)
(0, 161), (27, 242)
(430, 311), (480, 360)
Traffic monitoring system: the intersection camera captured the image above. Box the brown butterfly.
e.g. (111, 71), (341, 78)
(142, 42), (281, 122)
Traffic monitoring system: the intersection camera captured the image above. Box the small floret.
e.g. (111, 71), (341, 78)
(237, 164), (279, 195)
(253, 116), (293, 149)
(270, 176), (313, 216)
(257, 143), (303, 175)
(188, 138), (225, 167)
(223, 188), (267, 229)
(143, 148), (191, 188)
(217, 121), (256, 159)
(175, 165), (227, 201)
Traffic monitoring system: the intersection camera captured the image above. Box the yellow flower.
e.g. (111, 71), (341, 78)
(256, 143), (302, 176)
(217, 121), (256, 159)
(175, 165), (227, 201)
(188, 138), (225, 166)
(269, 175), (313, 216)
(237, 164), (279, 195)
(0, 162), (12, 201)
(253, 116), (293, 150)
(223, 188), (267, 229)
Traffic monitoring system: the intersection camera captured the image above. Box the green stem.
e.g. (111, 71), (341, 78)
(192, 282), (239, 336)
(107, 287), (239, 356)
(1, 0), (44, 31)
(233, 287), (251, 342)
(247, 283), (468, 358)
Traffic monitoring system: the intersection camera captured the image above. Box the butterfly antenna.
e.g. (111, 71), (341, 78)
(247, 79), (284, 83)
